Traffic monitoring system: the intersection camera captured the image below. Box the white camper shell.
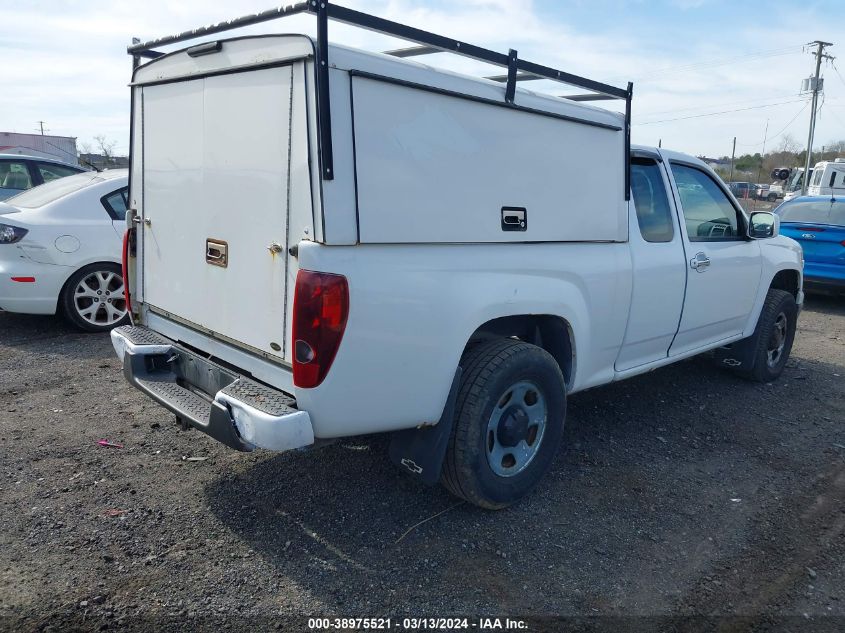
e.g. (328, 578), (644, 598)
(130, 36), (627, 366)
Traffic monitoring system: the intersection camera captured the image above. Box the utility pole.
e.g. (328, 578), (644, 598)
(802, 41), (834, 195)
(755, 120), (769, 210)
(37, 121), (46, 135)
(729, 136), (736, 184)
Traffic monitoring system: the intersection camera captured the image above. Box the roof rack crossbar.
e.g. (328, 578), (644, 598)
(562, 93), (619, 102)
(136, 50), (165, 60)
(383, 45), (443, 58)
(486, 72), (542, 82)
(127, 1), (632, 192)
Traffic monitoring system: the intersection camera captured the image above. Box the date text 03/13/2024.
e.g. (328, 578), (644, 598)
(307, 617), (529, 630)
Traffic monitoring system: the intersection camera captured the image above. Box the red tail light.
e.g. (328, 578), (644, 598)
(292, 270), (349, 388)
(122, 229), (132, 314)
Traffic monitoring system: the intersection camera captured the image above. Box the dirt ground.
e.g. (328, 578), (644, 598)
(1, 295), (843, 632)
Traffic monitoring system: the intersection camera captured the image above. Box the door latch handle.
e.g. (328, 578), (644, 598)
(206, 239), (228, 267)
(690, 252), (711, 272)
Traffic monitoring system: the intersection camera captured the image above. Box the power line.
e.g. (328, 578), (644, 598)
(623, 46), (804, 83)
(641, 91), (803, 118)
(825, 106), (845, 129)
(635, 98), (807, 125)
(735, 101), (811, 147)
(831, 61), (845, 90)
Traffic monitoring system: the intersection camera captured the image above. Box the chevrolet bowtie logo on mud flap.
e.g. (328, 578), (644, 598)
(721, 358), (742, 367)
(401, 458), (423, 475)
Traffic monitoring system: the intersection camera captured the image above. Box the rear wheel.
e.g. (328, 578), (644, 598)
(442, 338), (566, 509)
(61, 263), (129, 333)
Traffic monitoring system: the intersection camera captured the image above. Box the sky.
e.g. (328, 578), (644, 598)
(1, 0), (843, 160)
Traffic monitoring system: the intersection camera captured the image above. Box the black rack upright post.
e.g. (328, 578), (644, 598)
(316, 1), (334, 180)
(505, 49), (518, 104)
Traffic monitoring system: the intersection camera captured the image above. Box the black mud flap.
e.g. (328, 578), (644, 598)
(713, 335), (756, 372)
(388, 367), (462, 485)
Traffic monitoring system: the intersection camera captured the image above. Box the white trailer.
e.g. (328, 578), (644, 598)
(807, 158), (845, 197)
(112, 3), (802, 508)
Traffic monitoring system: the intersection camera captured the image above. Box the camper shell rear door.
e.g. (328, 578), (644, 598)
(129, 36), (319, 366)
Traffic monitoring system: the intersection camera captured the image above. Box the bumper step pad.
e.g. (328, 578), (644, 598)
(219, 378), (296, 417)
(136, 376), (212, 422)
(112, 324), (172, 347)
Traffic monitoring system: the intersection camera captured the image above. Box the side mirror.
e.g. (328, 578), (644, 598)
(748, 211), (778, 239)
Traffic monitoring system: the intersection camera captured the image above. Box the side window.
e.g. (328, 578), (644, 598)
(671, 163), (743, 241)
(101, 187), (129, 220)
(830, 200), (845, 226)
(37, 163), (80, 183)
(630, 158), (674, 242)
(0, 160), (33, 191)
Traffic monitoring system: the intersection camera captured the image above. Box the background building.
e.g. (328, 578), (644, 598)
(0, 131), (79, 165)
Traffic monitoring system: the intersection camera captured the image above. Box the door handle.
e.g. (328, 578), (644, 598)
(690, 252), (710, 272)
(206, 239), (228, 267)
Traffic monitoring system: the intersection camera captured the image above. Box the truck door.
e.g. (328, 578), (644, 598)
(615, 156), (686, 371)
(667, 162), (762, 356)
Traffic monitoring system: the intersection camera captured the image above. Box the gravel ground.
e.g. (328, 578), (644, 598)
(1, 296), (843, 631)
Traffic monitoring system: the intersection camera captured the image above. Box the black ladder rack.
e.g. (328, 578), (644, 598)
(128, 0), (633, 198)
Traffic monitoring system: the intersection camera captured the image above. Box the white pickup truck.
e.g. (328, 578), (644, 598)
(111, 4), (803, 508)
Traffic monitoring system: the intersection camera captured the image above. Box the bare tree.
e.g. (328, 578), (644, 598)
(825, 139), (845, 155)
(776, 133), (801, 154)
(94, 135), (117, 164)
(76, 141), (99, 170)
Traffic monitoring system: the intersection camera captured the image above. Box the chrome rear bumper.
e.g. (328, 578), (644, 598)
(111, 325), (313, 452)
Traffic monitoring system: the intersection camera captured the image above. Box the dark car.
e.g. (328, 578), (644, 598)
(728, 181), (755, 199)
(775, 196), (845, 293)
(0, 154), (87, 201)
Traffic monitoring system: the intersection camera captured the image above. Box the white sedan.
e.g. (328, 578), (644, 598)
(0, 169), (129, 332)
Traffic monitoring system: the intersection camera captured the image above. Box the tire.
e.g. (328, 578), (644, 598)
(442, 338), (566, 509)
(767, 193), (777, 202)
(740, 289), (798, 382)
(60, 262), (129, 333)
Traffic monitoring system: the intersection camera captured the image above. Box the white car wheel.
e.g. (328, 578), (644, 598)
(62, 263), (129, 332)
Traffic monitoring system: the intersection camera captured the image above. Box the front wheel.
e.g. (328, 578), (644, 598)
(741, 289), (798, 382)
(61, 263), (129, 332)
(442, 338), (566, 509)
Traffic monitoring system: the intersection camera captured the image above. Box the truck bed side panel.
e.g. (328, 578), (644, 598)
(295, 241), (632, 438)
